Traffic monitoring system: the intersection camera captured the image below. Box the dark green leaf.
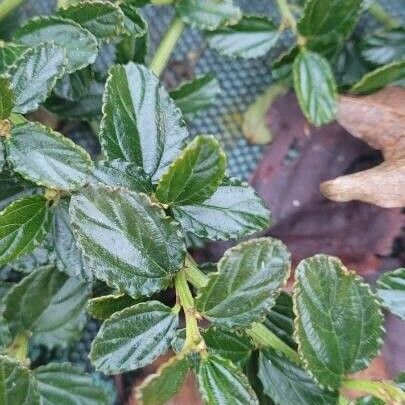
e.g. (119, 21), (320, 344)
(0, 77), (14, 119)
(258, 349), (339, 405)
(34, 362), (108, 405)
(7, 122), (93, 191)
(156, 135), (226, 205)
(0, 195), (51, 266)
(70, 185), (186, 298)
(172, 177), (270, 241)
(90, 301), (179, 373)
(272, 46), (299, 82)
(297, 0), (363, 39)
(197, 355), (258, 404)
(100, 63), (188, 181)
(52, 200), (90, 280)
(293, 49), (338, 126)
(170, 74), (220, 120)
(206, 16), (279, 59)
(120, 3), (147, 37)
(87, 293), (138, 320)
(202, 327), (254, 363)
(14, 16), (99, 74)
(263, 291), (296, 349)
(59, 0), (125, 41)
(196, 237), (290, 328)
(53, 67), (94, 101)
(293, 255), (384, 389)
(9, 43), (66, 114)
(4, 266), (90, 348)
(176, 0), (242, 30)
(0, 140), (5, 169)
(362, 28), (405, 65)
(135, 355), (189, 405)
(376, 268), (405, 320)
(350, 61), (405, 94)
(0, 42), (29, 75)
(90, 159), (152, 194)
(11, 239), (53, 274)
(0, 355), (41, 405)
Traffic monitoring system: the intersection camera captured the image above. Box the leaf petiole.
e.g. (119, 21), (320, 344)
(185, 254), (208, 288)
(7, 332), (29, 364)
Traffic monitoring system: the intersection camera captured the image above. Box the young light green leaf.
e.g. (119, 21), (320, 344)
(172, 177), (270, 241)
(297, 0), (363, 39)
(53, 67), (94, 101)
(258, 349), (339, 405)
(196, 238), (290, 328)
(376, 268), (405, 320)
(90, 159), (152, 194)
(135, 355), (189, 405)
(14, 16), (99, 73)
(59, 0), (125, 41)
(70, 185), (186, 298)
(176, 0), (242, 30)
(361, 28), (405, 66)
(90, 301), (179, 374)
(9, 43), (66, 114)
(156, 135), (226, 205)
(197, 355), (258, 404)
(0, 355), (41, 405)
(4, 266), (90, 348)
(87, 293), (139, 320)
(350, 61), (405, 94)
(293, 50), (338, 126)
(7, 122), (93, 191)
(33, 362), (108, 405)
(0, 42), (29, 75)
(206, 16), (279, 59)
(0, 195), (51, 267)
(52, 200), (90, 280)
(0, 77), (14, 119)
(170, 74), (220, 121)
(100, 63), (188, 181)
(293, 255), (384, 389)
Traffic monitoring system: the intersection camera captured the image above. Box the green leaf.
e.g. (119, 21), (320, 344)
(0, 355), (41, 405)
(0, 77), (14, 119)
(176, 0), (242, 30)
(100, 63), (188, 182)
(206, 16), (279, 59)
(0, 195), (51, 267)
(4, 266), (90, 348)
(87, 293), (139, 320)
(120, 3), (147, 37)
(196, 237), (290, 328)
(258, 349), (339, 405)
(293, 255), (384, 389)
(53, 67), (94, 101)
(9, 43), (66, 114)
(297, 0), (363, 39)
(272, 46), (298, 82)
(7, 122), (93, 191)
(59, 0), (124, 42)
(14, 16), (99, 74)
(350, 61), (405, 94)
(376, 268), (405, 320)
(197, 355), (258, 404)
(293, 50), (338, 126)
(135, 355), (189, 405)
(33, 362), (108, 405)
(0, 140), (5, 169)
(70, 185), (186, 298)
(170, 74), (220, 121)
(156, 135), (226, 205)
(361, 28), (405, 65)
(202, 327), (254, 364)
(263, 291), (296, 349)
(355, 397), (384, 405)
(52, 200), (89, 280)
(0, 42), (29, 75)
(172, 177), (270, 241)
(90, 159), (152, 194)
(90, 300), (179, 374)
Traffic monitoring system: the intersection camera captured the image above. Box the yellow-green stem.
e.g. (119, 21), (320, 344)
(185, 254), (208, 288)
(368, 1), (399, 29)
(149, 17), (185, 77)
(0, 0), (25, 21)
(7, 332), (29, 363)
(275, 0), (297, 32)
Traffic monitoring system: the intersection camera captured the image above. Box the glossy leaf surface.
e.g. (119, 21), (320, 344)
(90, 301), (179, 374)
(377, 268), (405, 320)
(0, 77), (14, 119)
(196, 238), (290, 327)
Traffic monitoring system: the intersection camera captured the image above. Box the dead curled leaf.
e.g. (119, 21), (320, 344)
(320, 87), (405, 208)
